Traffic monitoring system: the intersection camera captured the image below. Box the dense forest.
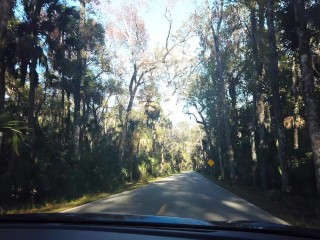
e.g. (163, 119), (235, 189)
(0, 0), (320, 215)
(0, 0), (202, 210)
(183, 0), (320, 210)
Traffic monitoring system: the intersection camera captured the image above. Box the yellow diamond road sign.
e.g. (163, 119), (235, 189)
(208, 159), (215, 167)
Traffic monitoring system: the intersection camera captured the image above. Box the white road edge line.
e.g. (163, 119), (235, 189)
(196, 173), (289, 225)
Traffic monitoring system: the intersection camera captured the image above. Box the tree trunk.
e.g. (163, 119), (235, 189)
(60, 88), (65, 144)
(0, 0), (13, 110)
(257, 93), (268, 189)
(59, 31), (66, 144)
(256, 1), (268, 189)
(73, 52), (81, 156)
(118, 67), (138, 168)
(92, 106), (97, 132)
(292, 57), (300, 150)
(205, 1), (230, 180)
(65, 92), (71, 143)
(118, 95), (134, 168)
(160, 144), (164, 174)
(250, 5), (258, 185)
(211, 21), (235, 181)
(294, 0), (320, 203)
(0, 132), (3, 170)
(0, 62), (5, 111)
(79, 97), (86, 151)
(0, 0), (11, 46)
(152, 127), (156, 155)
(217, 117), (225, 180)
(266, 0), (289, 192)
(228, 76), (238, 142)
(293, 103), (299, 150)
(28, 56), (38, 129)
(73, 0), (86, 156)
(223, 96), (235, 181)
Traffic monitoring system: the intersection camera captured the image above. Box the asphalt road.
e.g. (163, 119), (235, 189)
(64, 172), (287, 224)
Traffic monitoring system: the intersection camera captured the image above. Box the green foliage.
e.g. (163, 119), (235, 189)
(0, 112), (28, 156)
(2, 0), (319, 214)
(184, 0), (320, 199)
(136, 153), (159, 180)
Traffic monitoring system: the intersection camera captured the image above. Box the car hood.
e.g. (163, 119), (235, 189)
(0, 213), (319, 237)
(0, 213), (211, 226)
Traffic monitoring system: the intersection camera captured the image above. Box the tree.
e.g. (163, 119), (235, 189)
(294, 0), (320, 205)
(266, 0), (289, 192)
(0, 0), (15, 110)
(105, 1), (190, 169)
(0, 112), (27, 176)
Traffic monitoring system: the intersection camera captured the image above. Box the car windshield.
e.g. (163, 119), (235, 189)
(1, 0), (320, 232)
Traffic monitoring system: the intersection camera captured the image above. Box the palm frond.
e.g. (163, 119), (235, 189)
(0, 112), (29, 156)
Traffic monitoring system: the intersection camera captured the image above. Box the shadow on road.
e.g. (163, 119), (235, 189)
(66, 172), (286, 224)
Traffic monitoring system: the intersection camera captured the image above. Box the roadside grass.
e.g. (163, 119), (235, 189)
(2, 175), (168, 214)
(202, 173), (320, 230)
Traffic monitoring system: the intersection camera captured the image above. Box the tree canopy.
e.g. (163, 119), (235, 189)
(0, 0), (320, 218)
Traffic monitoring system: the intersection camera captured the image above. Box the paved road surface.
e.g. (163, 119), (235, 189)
(64, 172), (287, 224)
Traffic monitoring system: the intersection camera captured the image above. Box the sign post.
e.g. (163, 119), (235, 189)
(208, 159), (215, 176)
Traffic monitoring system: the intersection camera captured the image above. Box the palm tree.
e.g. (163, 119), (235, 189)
(0, 112), (28, 176)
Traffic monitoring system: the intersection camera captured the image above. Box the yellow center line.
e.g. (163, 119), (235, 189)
(157, 204), (168, 215)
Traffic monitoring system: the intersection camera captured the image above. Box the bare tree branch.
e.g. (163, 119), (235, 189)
(185, 111), (203, 125)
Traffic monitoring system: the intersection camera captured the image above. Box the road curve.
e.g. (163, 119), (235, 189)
(63, 172), (287, 224)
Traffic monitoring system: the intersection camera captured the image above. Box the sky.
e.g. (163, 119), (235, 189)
(13, 0), (199, 127)
(95, 0), (199, 125)
(142, 0), (198, 125)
